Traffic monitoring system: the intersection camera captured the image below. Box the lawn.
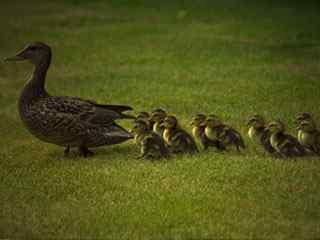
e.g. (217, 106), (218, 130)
(1, 0), (320, 238)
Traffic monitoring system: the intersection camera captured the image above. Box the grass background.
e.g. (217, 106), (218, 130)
(1, 0), (320, 238)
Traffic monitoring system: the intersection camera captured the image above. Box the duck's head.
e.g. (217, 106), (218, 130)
(131, 119), (149, 135)
(205, 114), (221, 128)
(162, 115), (178, 129)
(150, 108), (167, 123)
(5, 42), (51, 65)
(247, 114), (265, 128)
(297, 120), (316, 132)
(266, 120), (285, 134)
(295, 112), (313, 124)
(190, 114), (207, 127)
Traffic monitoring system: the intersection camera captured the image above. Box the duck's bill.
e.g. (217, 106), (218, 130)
(4, 55), (25, 62)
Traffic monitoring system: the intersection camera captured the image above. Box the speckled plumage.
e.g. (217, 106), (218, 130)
(7, 42), (133, 156)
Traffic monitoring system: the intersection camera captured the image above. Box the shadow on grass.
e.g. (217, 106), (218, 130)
(46, 143), (137, 161)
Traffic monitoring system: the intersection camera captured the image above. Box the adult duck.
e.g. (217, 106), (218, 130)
(5, 42), (134, 157)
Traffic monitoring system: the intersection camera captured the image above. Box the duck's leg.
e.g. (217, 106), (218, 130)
(64, 146), (70, 156)
(79, 146), (94, 157)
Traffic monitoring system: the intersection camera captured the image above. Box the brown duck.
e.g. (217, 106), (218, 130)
(5, 42), (134, 157)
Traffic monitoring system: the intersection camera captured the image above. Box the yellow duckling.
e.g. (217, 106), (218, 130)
(162, 115), (198, 154)
(190, 114), (225, 150)
(136, 111), (152, 130)
(295, 112), (317, 146)
(297, 120), (320, 155)
(296, 112), (315, 124)
(150, 108), (167, 136)
(205, 115), (245, 151)
(131, 119), (169, 159)
(267, 120), (305, 158)
(247, 114), (275, 154)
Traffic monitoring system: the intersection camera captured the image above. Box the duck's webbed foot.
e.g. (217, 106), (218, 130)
(64, 146), (70, 156)
(78, 146), (94, 157)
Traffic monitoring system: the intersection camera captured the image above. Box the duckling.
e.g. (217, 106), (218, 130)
(136, 111), (152, 130)
(205, 115), (245, 151)
(131, 119), (169, 159)
(297, 120), (320, 155)
(296, 112), (314, 124)
(150, 108), (167, 136)
(5, 42), (134, 157)
(162, 115), (198, 154)
(267, 120), (305, 158)
(247, 115), (275, 154)
(190, 114), (225, 151)
(295, 112), (317, 146)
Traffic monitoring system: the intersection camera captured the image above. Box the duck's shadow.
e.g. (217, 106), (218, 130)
(47, 143), (138, 163)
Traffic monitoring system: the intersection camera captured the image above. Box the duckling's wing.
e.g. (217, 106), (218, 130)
(174, 130), (199, 153)
(282, 134), (306, 157)
(261, 129), (276, 153)
(315, 132), (320, 153)
(225, 128), (246, 149)
(149, 133), (170, 156)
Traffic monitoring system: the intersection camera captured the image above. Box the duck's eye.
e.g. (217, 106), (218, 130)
(29, 46), (37, 51)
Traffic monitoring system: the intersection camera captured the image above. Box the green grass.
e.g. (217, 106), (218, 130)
(1, 0), (320, 238)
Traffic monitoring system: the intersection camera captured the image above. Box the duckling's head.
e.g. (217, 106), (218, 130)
(297, 120), (316, 132)
(131, 119), (149, 135)
(5, 42), (51, 66)
(247, 114), (265, 128)
(190, 114), (207, 127)
(295, 112), (313, 123)
(206, 114), (221, 128)
(150, 109), (167, 123)
(136, 112), (150, 120)
(267, 120), (285, 134)
(163, 115), (178, 129)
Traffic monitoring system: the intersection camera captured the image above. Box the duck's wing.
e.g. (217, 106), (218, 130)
(88, 101), (132, 112)
(43, 96), (134, 125)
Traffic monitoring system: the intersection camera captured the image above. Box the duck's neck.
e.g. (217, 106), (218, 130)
(21, 57), (51, 103)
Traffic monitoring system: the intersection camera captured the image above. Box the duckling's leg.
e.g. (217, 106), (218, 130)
(64, 146), (70, 156)
(236, 144), (242, 152)
(203, 144), (209, 151)
(78, 146), (94, 157)
(217, 141), (226, 151)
